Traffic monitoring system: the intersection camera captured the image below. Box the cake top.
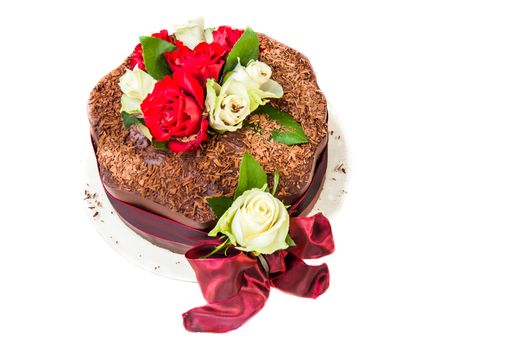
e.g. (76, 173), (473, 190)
(89, 20), (327, 228)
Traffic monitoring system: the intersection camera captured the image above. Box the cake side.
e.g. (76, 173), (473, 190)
(89, 34), (327, 230)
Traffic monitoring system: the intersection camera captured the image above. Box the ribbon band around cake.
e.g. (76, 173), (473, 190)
(95, 138), (328, 254)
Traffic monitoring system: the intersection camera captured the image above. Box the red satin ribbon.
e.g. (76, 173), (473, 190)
(183, 213), (335, 333)
(95, 137), (328, 254)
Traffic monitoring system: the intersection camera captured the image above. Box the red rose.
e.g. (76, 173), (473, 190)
(212, 26), (243, 51)
(140, 70), (208, 153)
(164, 41), (226, 86)
(130, 30), (175, 70)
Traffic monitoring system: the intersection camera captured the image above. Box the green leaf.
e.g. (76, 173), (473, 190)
(254, 104), (309, 145)
(285, 234), (296, 247)
(139, 36), (176, 80)
(121, 111), (141, 129)
(234, 152), (268, 198)
(206, 196), (234, 218)
(222, 27), (259, 75)
(122, 111), (153, 141)
(270, 131), (309, 145)
(272, 169), (280, 195)
(136, 123), (152, 142)
(152, 141), (169, 151)
(208, 204), (237, 244)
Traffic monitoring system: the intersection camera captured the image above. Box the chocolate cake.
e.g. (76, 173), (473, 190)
(88, 34), (328, 231)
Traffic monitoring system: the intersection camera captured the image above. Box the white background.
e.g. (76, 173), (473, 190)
(1, 0), (526, 349)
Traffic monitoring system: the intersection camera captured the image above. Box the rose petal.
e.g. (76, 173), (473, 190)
(172, 69), (204, 108)
(168, 118), (209, 153)
(212, 26), (243, 51)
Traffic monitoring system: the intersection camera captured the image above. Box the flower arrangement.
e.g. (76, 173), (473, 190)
(119, 18), (307, 154)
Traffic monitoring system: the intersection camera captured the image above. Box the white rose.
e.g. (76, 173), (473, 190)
(210, 188), (290, 255)
(118, 66), (156, 114)
(174, 17), (206, 50)
(204, 27), (214, 44)
(206, 79), (251, 132)
(206, 61), (284, 132)
(245, 61), (272, 85)
(231, 61), (283, 110)
(231, 60), (282, 95)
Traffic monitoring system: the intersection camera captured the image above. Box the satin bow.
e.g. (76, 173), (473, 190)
(182, 213), (335, 333)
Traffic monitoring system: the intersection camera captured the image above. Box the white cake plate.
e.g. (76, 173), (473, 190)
(83, 105), (348, 282)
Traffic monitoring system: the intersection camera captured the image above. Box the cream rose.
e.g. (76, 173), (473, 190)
(206, 79), (251, 132)
(209, 188), (290, 255)
(174, 17), (206, 50)
(231, 61), (283, 111)
(245, 61), (272, 85)
(118, 66), (156, 114)
(206, 60), (283, 132)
